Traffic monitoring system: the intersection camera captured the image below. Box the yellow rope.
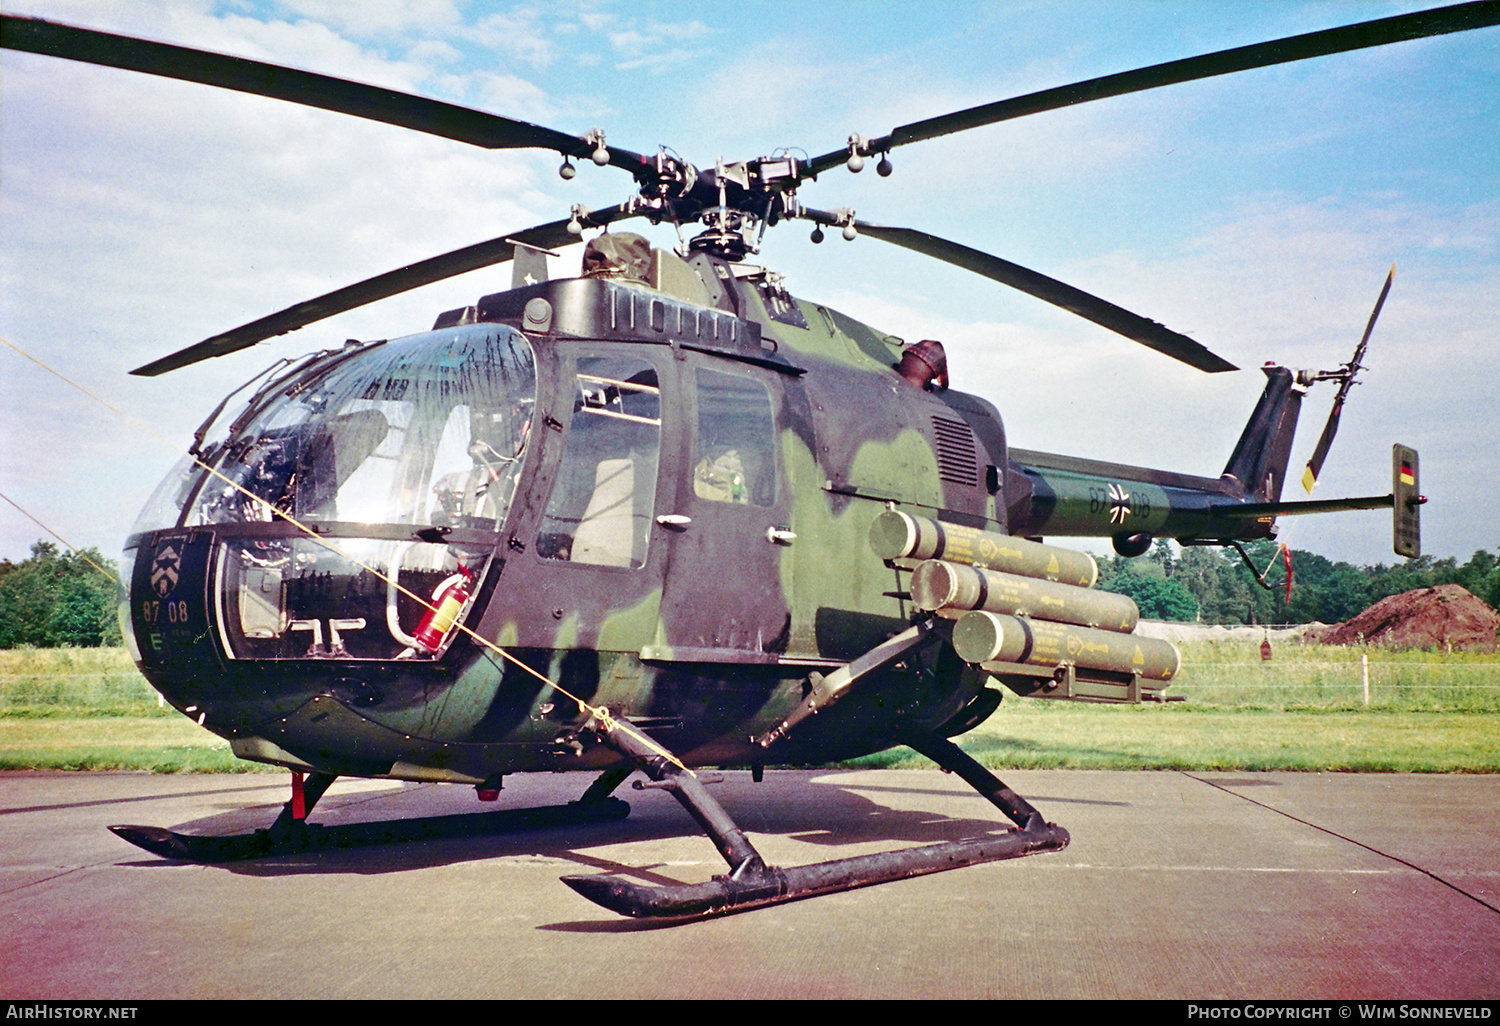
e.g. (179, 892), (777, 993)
(0, 334), (689, 773)
(0, 489), (122, 585)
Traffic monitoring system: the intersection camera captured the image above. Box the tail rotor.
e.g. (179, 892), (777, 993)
(1301, 264), (1396, 493)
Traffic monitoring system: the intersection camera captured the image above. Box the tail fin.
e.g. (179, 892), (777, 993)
(1220, 365), (1305, 502)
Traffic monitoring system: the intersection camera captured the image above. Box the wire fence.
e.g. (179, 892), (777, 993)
(1168, 650), (1500, 711)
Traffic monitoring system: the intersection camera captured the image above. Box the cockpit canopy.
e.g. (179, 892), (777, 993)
(135, 325), (537, 535)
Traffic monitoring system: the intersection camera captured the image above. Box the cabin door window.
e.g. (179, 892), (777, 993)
(692, 368), (778, 507)
(538, 356), (662, 568)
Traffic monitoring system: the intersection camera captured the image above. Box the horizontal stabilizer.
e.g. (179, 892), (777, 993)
(1210, 495), (1394, 518)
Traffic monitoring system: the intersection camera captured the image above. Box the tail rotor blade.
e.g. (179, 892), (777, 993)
(1301, 399), (1344, 493)
(1355, 263), (1397, 366)
(1301, 264), (1395, 492)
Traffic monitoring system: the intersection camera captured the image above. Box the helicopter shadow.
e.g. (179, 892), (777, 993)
(3, 780), (287, 818)
(111, 771), (1053, 882)
(950, 733), (1187, 797)
(829, 778), (1131, 809)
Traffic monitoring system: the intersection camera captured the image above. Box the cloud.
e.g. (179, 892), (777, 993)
(407, 38), (461, 66)
(605, 19), (712, 73)
(471, 8), (555, 70)
(270, 0), (465, 38)
(607, 18), (711, 52)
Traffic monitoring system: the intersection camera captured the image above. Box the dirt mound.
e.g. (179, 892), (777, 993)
(1321, 584), (1500, 651)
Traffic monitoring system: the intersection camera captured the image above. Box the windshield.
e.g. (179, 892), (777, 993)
(145, 326), (537, 533)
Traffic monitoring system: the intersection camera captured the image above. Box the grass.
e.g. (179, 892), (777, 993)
(0, 648), (269, 772)
(1, 644), (1497, 774)
(0, 647), (171, 717)
(852, 639), (1500, 772)
(0, 716), (268, 772)
(842, 704), (1500, 773)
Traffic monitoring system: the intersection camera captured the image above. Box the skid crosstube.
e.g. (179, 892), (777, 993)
(562, 721), (1069, 920)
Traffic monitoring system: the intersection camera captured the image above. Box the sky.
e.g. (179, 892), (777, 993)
(2, 0), (1497, 570)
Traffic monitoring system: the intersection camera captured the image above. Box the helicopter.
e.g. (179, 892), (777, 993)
(0, 4), (1478, 920)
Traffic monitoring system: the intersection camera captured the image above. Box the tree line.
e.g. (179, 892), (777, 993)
(1098, 540), (1500, 624)
(0, 542), (123, 648)
(1, 536), (1498, 645)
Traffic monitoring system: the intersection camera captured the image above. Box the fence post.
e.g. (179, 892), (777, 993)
(1362, 653), (1370, 707)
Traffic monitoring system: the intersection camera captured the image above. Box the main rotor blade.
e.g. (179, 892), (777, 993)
(0, 14), (649, 173)
(807, 212), (1235, 373)
(1302, 264), (1396, 492)
(130, 204), (639, 376)
(807, 1), (1500, 175)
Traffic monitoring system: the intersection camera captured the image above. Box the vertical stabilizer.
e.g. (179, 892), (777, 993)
(1220, 365), (1304, 502)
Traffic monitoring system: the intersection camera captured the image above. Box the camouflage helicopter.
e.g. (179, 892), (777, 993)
(1, 5), (1472, 920)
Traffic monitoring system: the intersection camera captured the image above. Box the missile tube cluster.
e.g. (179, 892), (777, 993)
(869, 510), (1180, 687)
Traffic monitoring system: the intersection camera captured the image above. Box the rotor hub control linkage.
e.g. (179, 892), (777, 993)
(844, 134), (893, 177)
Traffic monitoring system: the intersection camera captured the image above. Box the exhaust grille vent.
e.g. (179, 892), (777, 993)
(932, 416), (978, 487)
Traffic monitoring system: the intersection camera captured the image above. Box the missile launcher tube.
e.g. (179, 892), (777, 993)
(910, 559), (1139, 632)
(869, 510), (1097, 587)
(951, 610), (1180, 682)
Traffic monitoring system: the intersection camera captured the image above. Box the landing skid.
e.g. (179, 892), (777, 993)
(108, 734), (1068, 919)
(564, 818), (1066, 920)
(562, 722), (1069, 920)
(109, 769), (631, 863)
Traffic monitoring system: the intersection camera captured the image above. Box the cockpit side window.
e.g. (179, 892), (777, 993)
(538, 356), (662, 568)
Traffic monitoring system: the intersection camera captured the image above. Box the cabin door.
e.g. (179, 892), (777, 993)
(649, 359), (795, 662)
(495, 347), (676, 656)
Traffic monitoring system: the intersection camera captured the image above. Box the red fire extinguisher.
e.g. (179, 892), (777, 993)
(412, 565), (474, 653)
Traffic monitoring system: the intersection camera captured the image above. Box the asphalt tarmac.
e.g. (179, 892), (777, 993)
(1, 768), (1497, 1000)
